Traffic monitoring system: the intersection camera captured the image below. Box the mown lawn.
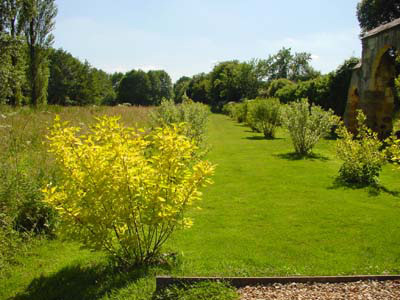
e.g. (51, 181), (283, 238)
(2, 113), (400, 299)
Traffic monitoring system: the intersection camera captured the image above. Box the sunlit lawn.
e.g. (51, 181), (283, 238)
(2, 112), (400, 300)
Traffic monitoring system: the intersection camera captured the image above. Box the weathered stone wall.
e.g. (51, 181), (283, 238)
(344, 18), (400, 138)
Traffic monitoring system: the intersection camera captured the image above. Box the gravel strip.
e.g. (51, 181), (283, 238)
(238, 280), (400, 300)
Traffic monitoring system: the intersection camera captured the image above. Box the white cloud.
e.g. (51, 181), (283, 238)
(311, 54), (320, 61)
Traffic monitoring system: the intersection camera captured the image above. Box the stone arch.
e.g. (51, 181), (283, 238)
(365, 46), (397, 137)
(344, 18), (400, 138)
(344, 85), (360, 131)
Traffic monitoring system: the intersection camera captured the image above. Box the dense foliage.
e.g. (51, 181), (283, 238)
(222, 101), (249, 123)
(246, 98), (281, 138)
(174, 60), (260, 109)
(255, 47), (320, 82)
(173, 76), (191, 103)
(269, 57), (360, 116)
(336, 111), (386, 185)
(117, 69), (173, 106)
(48, 49), (115, 105)
(0, 0), (56, 106)
(357, 0), (400, 32)
(150, 98), (210, 149)
(282, 99), (339, 156)
(43, 115), (214, 265)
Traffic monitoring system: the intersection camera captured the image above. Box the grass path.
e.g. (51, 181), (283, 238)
(1, 113), (400, 299)
(167, 114), (400, 276)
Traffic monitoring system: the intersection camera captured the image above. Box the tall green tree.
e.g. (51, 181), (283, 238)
(357, 0), (400, 32)
(0, 0), (26, 105)
(48, 49), (115, 106)
(173, 76), (191, 103)
(209, 60), (259, 105)
(110, 72), (124, 90)
(256, 47), (319, 82)
(147, 70), (172, 105)
(117, 70), (152, 105)
(186, 73), (211, 104)
(22, 0), (57, 106)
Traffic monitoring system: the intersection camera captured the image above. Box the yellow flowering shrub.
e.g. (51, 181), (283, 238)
(336, 110), (386, 185)
(43, 116), (214, 265)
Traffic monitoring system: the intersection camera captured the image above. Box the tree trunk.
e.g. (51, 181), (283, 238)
(29, 18), (37, 107)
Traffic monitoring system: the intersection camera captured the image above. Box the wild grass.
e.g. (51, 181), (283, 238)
(1, 111), (400, 300)
(0, 105), (152, 281)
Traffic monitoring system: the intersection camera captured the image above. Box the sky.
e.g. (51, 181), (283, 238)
(54, 0), (362, 82)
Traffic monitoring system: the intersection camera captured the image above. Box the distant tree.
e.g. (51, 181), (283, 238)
(209, 60), (259, 105)
(147, 70), (172, 105)
(256, 47), (319, 82)
(173, 76), (191, 103)
(91, 68), (115, 105)
(357, 0), (400, 32)
(48, 48), (82, 105)
(48, 49), (115, 105)
(186, 73), (211, 104)
(117, 70), (152, 105)
(22, 0), (57, 106)
(157, 70), (173, 101)
(110, 72), (124, 90)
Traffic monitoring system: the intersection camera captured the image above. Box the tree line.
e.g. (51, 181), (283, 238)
(2, 0), (400, 109)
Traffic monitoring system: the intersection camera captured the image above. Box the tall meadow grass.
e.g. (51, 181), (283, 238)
(0, 105), (153, 272)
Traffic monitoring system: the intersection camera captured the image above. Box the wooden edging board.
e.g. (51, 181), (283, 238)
(156, 275), (400, 290)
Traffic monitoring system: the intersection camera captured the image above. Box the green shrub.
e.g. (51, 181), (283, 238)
(283, 99), (339, 156)
(275, 83), (298, 103)
(221, 102), (235, 117)
(154, 281), (239, 300)
(247, 98), (281, 138)
(232, 102), (248, 123)
(150, 98), (210, 149)
(267, 78), (295, 98)
(336, 110), (386, 185)
(152, 98), (210, 143)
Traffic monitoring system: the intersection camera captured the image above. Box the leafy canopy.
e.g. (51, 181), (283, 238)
(357, 0), (400, 32)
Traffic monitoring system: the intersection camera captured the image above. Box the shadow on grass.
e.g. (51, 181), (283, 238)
(244, 135), (284, 141)
(244, 130), (258, 133)
(275, 152), (329, 161)
(10, 259), (174, 300)
(328, 178), (400, 197)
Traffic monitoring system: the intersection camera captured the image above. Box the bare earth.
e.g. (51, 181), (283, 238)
(238, 280), (400, 300)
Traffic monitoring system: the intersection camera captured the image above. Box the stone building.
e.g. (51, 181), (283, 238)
(344, 18), (400, 138)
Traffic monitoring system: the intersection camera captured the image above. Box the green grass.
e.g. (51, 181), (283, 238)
(1, 113), (400, 299)
(167, 114), (400, 276)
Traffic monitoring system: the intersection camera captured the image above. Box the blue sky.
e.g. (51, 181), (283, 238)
(54, 0), (362, 81)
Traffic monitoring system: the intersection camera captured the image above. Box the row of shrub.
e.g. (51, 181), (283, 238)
(223, 98), (339, 154)
(150, 98), (210, 150)
(223, 98), (400, 186)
